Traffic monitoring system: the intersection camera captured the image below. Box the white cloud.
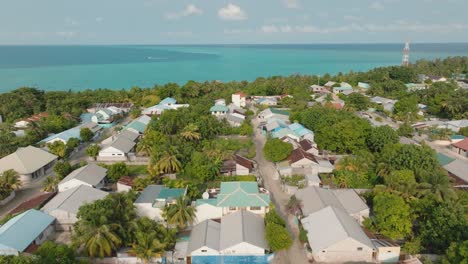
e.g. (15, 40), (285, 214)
(95, 17), (104, 23)
(344, 15), (363, 21)
(370, 2), (385, 10)
(165, 4), (203, 20)
(280, 25), (293, 33)
(218, 4), (247, 21)
(283, 0), (299, 8)
(261, 25), (279, 33)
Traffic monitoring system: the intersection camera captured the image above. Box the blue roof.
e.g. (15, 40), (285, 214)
(40, 126), (81, 143)
(159, 97), (177, 105)
(451, 135), (465, 140)
(333, 86), (353, 91)
(358, 82), (370, 89)
(288, 123), (304, 131)
(0, 209), (55, 252)
(195, 199), (218, 206)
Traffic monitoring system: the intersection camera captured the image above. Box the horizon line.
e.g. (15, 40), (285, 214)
(1, 42), (468, 46)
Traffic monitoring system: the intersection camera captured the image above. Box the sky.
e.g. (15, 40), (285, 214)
(1, 0), (467, 45)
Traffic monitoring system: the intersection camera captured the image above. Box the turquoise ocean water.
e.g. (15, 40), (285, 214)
(0, 44), (467, 92)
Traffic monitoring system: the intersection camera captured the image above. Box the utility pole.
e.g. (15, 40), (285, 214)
(402, 40), (410, 66)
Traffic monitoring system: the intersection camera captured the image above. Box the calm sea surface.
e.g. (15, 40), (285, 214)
(0, 44), (467, 92)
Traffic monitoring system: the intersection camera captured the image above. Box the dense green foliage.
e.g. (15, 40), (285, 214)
(265, 208), (292, 252)
(79, 128), (94, 142)
(371, 192), (412, 240)
(366, 126), (399, 152)
(263, 138), (293, 162)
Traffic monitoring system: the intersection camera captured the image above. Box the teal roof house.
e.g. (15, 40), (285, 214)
(194, 182), (270, 224)
(210, 104), (229, 116)
(134, 185), (186, 222)
(0, 209), (55, 256)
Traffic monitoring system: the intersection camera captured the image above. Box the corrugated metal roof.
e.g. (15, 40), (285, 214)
(59, 164), (107, 186)
(41, 185), (107, 215)
(210, 105), (229, 112)
(220, 211), (268, 250)
(216, 182), (270, 207)
(0, 209), (55, 252)
(0, 146), (57, 174)
(187, 219), (220, 253)
(160, 97), (177, 105)
(301, 206), (374, 253)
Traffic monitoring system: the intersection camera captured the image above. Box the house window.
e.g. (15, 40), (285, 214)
(357, 247), (363, 251)
(229, 207), (236, 211)
(201, 250), (207, 252)
(250, 206), (261, 211)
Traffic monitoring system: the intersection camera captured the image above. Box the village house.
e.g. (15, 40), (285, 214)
(0, 146), (57, 185)
(222, 113), (245, 127)
(441, 119), (468, 133)
(40, 122), (102, 145)
(125, 115), (151, 134)
(324, 81), (336, 88)
(14, 113), (49, 129)
(91, 108), (115, 124)
(295, 186), (370, 223)
(0, 209), (55, 256)
(451, 138), (468, 157)
(194, 182), (270, 223)
(134, 185), (186, 222)
(287, 148), (334, 174)
(298, 139), (319, 155)
(405, 83), (427, 91)
(98, 129), (139, 161)
(41, 185), (107, 231)
(232, 92), (247, 107)
(87, 103), (133, 113)
(142, 97), (189, 116)
(57, 164), (107, 192)
(366, 231), (401, 263)
(186, 210), (268, 262)
(210, 104), (229, 116)
(221, 155), (255, 176)
(333, 86), (354, 95)
(309, 84), (329, 94)
(117, 176), (134, 192)
(258, 108), (289, 121)
(301, 206), (375, 263)
(254, 97), (278, 106)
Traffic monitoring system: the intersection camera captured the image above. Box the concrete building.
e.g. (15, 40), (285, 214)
(57, 164), (107, 192)
(232, 92), (247, 107)
(0, 209), (55, 256)
(134, 185), (186, 222)
(0, 146), (57, 185)
(41, 185), (107, 231)
(98, 129), (139, 161)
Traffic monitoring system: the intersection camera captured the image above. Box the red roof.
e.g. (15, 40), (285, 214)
(118, 176), (134, 186)
(288, 148), (318, 164)
(234, 92), (247, 98)
(21, 112), (49, 122)
(9, 192), (56, 215)
(234, 155), (254, 169)
(298, 139), (313, 151)
(453, 138), (468, 151)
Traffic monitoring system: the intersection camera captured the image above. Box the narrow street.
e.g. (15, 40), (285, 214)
(252, 117), (310, 264)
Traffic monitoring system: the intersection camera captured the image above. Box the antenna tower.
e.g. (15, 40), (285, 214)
(402, 40), (410, 66)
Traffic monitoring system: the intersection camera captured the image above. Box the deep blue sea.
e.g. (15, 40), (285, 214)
(0, 44), (467, 92)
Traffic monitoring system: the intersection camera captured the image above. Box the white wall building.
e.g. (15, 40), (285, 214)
(232, 92), (247, 107)
(57, 164), (107, 192)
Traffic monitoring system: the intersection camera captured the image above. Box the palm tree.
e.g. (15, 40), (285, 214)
(155, 152), (182, 174)
(163, 196), (196, 229)
(180, 124), (201, 141)
(136, 139), (153, 156)
(42, 176), (58, 192)
(128, 231), (165, 264)
(0, 169), (22, 190)
(73, 221), (122, 258)
(27, 121), (46, 138)
(425, 172), (456, 201)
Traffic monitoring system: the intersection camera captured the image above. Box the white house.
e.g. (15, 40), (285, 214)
(41, 185), (107, 231)
(288, 148), (334, 174)
(0, 209), (55, 256)
(117, 176), (134, 192)
(210, 104), (229, 116)
(187, 211), (268, 260)
(257, 108), (289, 121)
(369, 234), (401, 263)
(232, 92), (247, 107)
(142, 97), (189, 116)
(194, 198), (223, 224)
(0, 146), (57, 185)
(91, 108), (114, 124)
(98, 129), (139, 161)
(255, 97), (277, 106)
(57, 164), (107, 192)
(134, 185), (186, 222)
(301, 206), (375, 263)
(14, 113), (49, 129)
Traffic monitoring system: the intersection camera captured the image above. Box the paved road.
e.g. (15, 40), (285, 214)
(251, 117), (310, 264)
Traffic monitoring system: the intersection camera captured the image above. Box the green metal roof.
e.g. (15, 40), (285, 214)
(270, 108), (289, 116)
(217, 182), (270, 207)
(126, 120), (147, 133)
(157, 188), (185, 200)
(210, 105), (229, 112)
(195, 199), (218, 206)
(436, 153), (455, 166)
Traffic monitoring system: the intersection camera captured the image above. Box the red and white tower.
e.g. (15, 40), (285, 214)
(402, 40), (410, 66)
